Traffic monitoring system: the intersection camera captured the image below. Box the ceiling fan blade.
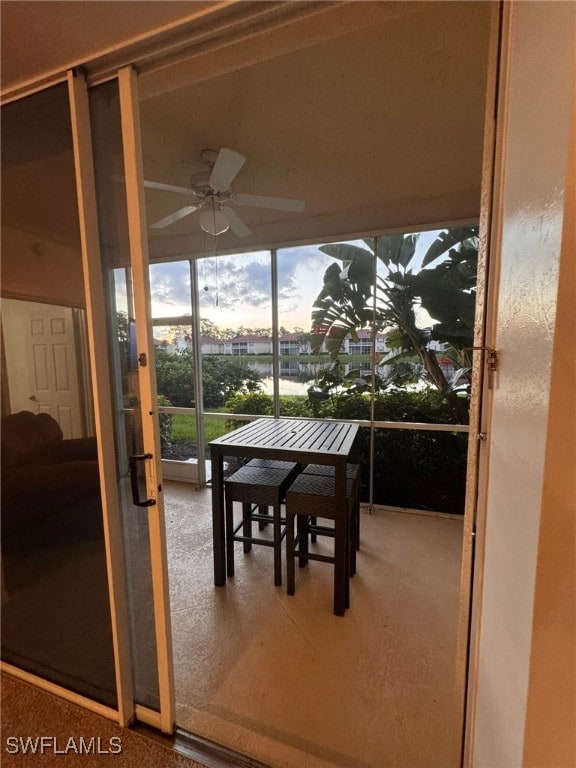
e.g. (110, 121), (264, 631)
(221, 206), (251, 238)
(209, 148), (246, 192)
(150, 204), (202, 229)
(233, 193), (305, 212)
(144, 180), (197, 196)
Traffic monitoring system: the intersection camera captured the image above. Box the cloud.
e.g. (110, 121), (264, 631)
(198, 246), (334, 312)
(199, 255), (270, 310)
(147, 232), (449, 329)
(150, 242), (353, 320)
(276, 245), (332, 303)
(150, 262), (191, 311)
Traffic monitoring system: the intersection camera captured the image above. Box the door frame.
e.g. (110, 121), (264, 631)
(454, 0), (503, 757)
(67, 68), (135, 725)
(117, 65), (176, 733)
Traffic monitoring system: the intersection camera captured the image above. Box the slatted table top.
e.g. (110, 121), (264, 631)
(209, 418), (358, 462)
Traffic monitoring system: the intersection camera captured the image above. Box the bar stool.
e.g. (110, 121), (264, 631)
(285, 473), (358, 615)
(225, 462), (300, 586)
(245, 458), (302, 530)
(302, 463), (362, 550)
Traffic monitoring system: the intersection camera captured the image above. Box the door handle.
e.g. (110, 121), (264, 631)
(129, 454), (156, 507)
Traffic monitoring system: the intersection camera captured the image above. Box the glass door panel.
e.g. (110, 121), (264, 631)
(149, 261), (202, 484)
(277, 245), (339, 417)
(88, 75), (174, 722)
(199, 252), (273, 417)
(1, 84), (116, 707)
(108, 265), (160, 710)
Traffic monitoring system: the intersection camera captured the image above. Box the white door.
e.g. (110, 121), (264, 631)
(26, 304), (83, 437)
(2, 299), (85, 437)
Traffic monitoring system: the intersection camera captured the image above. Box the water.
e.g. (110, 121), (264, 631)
(261, 377), (310, 396)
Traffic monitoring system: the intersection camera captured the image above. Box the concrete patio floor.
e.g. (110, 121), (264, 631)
(165, 481), (464, 768)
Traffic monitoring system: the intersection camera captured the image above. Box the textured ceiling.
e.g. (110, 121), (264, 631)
(2, 2), (492, 259)
(0, 1), (214, 90)
(138, 1), (491, 256)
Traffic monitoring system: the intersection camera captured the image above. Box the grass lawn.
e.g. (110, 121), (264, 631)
(170, 412), (230, 445)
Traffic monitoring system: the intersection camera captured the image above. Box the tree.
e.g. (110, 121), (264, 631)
(155, 346), (195, 407)
(201, 356), (262, 408)
(199, 318), (220, 339)
(309, 226), (478, 422)
(233, 326), (272, 338)
(154, 346), (263, 409)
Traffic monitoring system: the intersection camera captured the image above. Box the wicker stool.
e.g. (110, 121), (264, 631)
(246, 459), (300, 471)
(286, 473), (358, 615)
(246, 459), (302, 530)
(303, 463), (361, 550)
(225, 463), (300, 586)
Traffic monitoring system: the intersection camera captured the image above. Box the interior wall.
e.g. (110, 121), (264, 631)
(1, 83), (85, 307)
(1, 299), (30, 414)
(470, 2), (576, 765)
(1, 225), (85, 307)
(0, 0), (213, 91)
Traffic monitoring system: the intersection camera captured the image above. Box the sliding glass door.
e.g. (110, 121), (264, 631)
(79, 68), (175, 730)
(1, 83), (117, 708)
(2, 67), (176, 729)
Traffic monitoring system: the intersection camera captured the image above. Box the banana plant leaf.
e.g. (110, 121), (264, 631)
(421, 226), (479, 268)
(309, 227), (478, 421)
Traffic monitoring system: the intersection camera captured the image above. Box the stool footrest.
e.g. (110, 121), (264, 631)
(290, 539), (335, 565)
(233, 518), (287, 547)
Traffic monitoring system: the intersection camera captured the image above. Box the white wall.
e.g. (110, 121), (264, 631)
(470, 2), (576, 765)
(1, 225), (85, 308)
(1, 298), (32, 414)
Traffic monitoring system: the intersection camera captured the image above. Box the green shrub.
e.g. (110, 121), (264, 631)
(166, 385), (467, 514)
(278, 397), (314, 418)
(157, 394), (173, 451)
(209, 389), (468, 514)
(317, 389), (467, 513)
(155, 348), (262, 409)
(225, 392), (273, 417)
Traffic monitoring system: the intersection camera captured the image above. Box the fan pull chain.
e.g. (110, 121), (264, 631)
(211, 204), (219, 308)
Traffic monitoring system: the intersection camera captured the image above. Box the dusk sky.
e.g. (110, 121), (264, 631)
(145, 230), (443, 333)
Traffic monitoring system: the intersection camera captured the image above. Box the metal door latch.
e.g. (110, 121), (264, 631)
(461, 346), (498, 388)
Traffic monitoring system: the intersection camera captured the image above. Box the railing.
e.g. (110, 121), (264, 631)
(157, 405), (469, 514)
(158, 405), (469, 432)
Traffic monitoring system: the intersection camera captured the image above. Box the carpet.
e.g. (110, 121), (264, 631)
(1, 673), (209, 768)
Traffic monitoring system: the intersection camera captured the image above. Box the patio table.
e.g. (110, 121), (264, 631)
(209, 417), (359, 615)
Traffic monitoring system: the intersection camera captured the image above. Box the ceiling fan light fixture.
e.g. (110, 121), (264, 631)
(146, 147), (304, 236)
(199, 206), (229, 235)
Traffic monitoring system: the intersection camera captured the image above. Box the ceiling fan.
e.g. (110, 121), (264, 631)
(146, 148), (305, 238)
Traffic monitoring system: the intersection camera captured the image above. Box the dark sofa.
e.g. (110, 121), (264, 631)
(1, 411), (116, 705)
(1, 410), (102, 540)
